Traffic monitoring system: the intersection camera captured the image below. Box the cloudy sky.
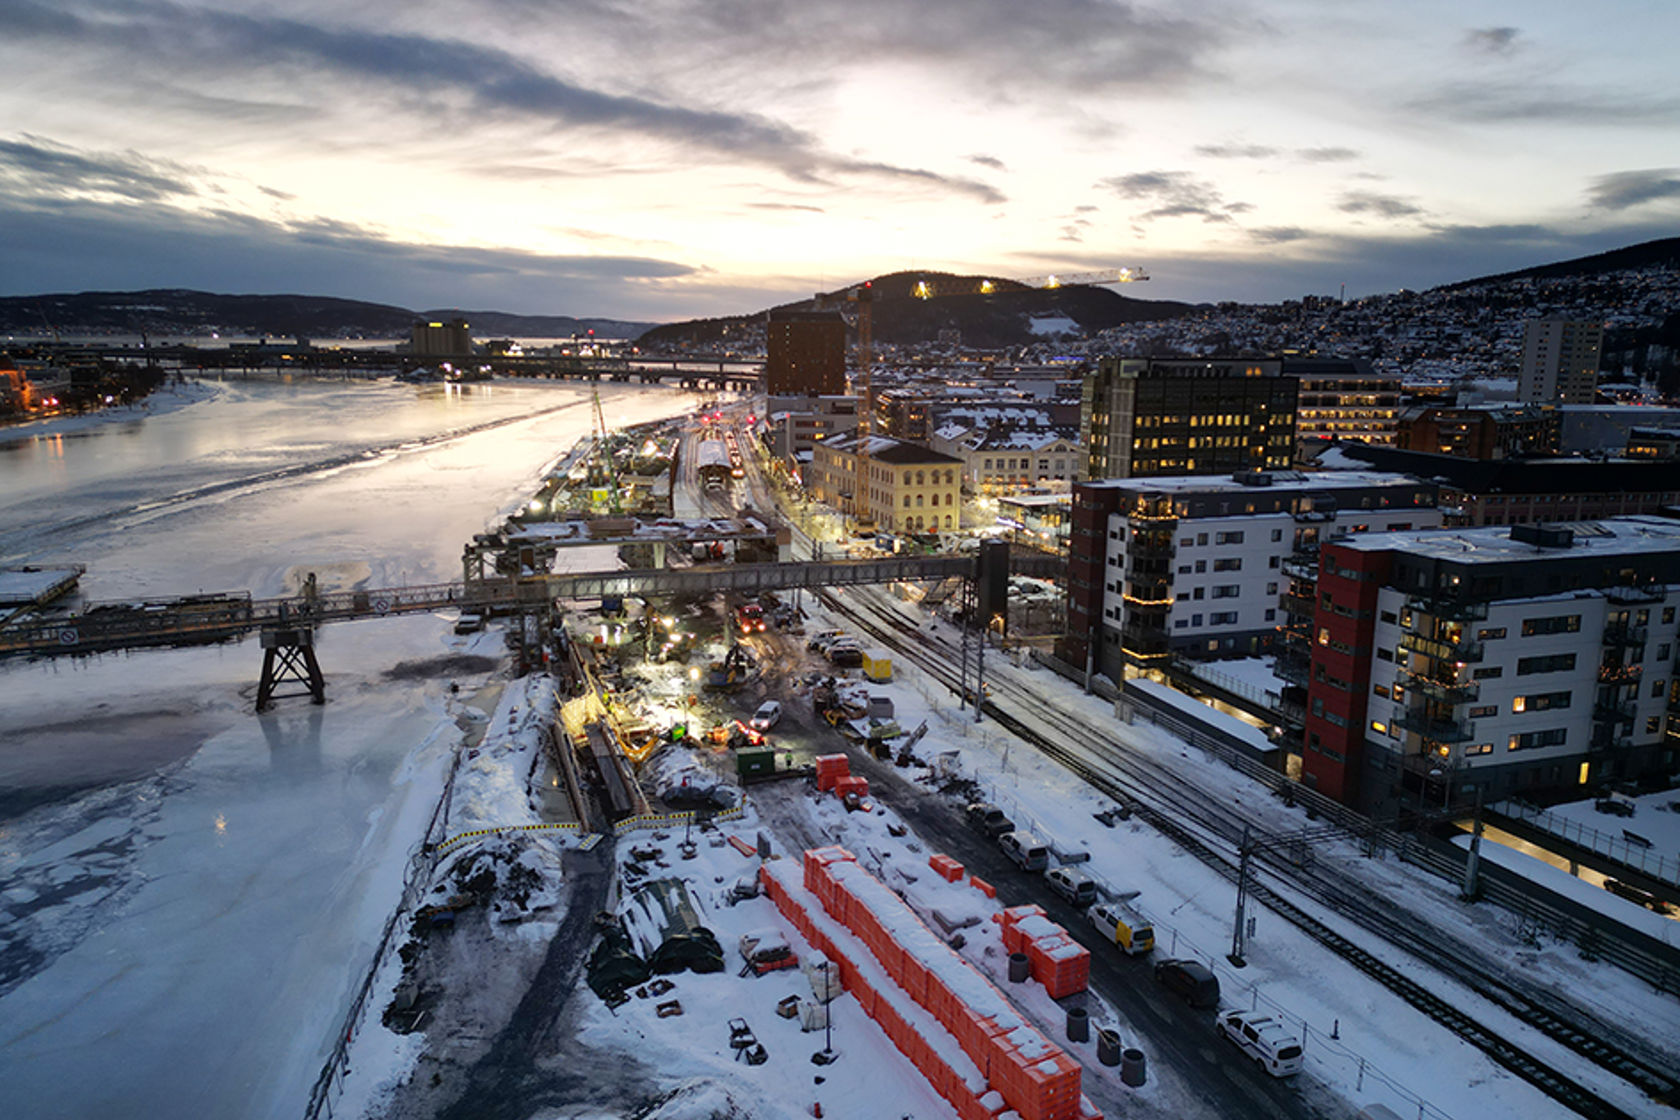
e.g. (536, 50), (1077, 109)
(1, 0), (1677, 322)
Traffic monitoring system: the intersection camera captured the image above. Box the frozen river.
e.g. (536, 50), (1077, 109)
(0, 377), (695, 1119)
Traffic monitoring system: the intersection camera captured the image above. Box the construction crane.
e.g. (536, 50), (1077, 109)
(911, 267), (1148, 300)
(590, 387), (623, 515)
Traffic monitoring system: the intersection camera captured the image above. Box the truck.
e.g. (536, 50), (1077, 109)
(861, 649), (893, 683)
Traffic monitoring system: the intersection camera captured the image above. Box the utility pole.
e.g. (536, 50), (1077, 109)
(1461, 786), (1485, 901)
(1229, 825), (1253, 968)
(974, 606), (986, 725)
(957, 579), (972, 712)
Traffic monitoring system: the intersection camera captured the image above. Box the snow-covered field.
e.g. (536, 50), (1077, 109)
(0, 378), (695, 1120)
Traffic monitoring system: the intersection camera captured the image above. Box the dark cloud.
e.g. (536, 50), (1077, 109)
(1337, 190), (1424, 219)
(1248, 227), (1312, 244)
(1586, 168), (1680, 211)
(1098, 170), (1240, 224)
(1409, 83), (1680, 124)
(0, 1), (1000, 205)
(1464, 27), (1520, 55)
(1297, 147), (1360, 163)
(969, 154), (1006, 171)
(0, 193), (703, 318)
(1196, 143), (1278, 160)
(0, 134), (202, 202)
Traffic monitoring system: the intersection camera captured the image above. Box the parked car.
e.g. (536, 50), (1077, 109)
(965, 802), (1014, 838)
(998, 830), (1049, 873)
(1045, 866), (1098, 908)
(1154, 958), (1220, 1008)
(749, 701), (783, 731)
(827, 643), (863, 668)
(1218, 1010), (1303, 1077)
(807, 629), (846, 652)
(453, 611), (485, 635)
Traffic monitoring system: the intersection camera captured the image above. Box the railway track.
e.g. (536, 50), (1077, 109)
(821, 586), (1678, 1120)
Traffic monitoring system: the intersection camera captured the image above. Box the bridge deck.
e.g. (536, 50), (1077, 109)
(0, 554), (1064, 659)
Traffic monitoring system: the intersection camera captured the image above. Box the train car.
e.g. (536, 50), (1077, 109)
(696, 439), (733, 489)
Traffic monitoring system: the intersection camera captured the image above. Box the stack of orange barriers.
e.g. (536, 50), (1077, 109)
(997, 908), (1091, 999)
(928, 853), (965, 882)
(832, 774), (870, 803)
(763, 848), (1101, 1120)
(814, 754), (850, 792)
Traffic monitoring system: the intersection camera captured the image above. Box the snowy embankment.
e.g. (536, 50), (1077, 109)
(0, 378), (221, 444)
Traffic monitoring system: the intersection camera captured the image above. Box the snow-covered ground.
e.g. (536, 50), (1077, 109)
(0, 378), (696, 1120)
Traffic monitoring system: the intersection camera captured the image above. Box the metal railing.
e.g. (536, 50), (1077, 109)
(1491, 800), (1679, 887)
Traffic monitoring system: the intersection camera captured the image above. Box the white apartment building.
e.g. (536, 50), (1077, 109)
(1076, 470), (1441, 675)
(1519, 318), (1602, 405)
(930, 424), (1083, 494)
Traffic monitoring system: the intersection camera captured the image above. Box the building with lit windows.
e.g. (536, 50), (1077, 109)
(1396, 404), (1559, 460)
(930, 425), (1084, 494)
(1300, 518), (1680, 815)
(766, 310), (847, 397)
(1080, 357), (1297, 481)
(411, 318), (472, 356)
(1287, 357), (1401, 450)
(807, 432), (962, 534)
(1059, 470), (1440, 680)
(1519, 318), (1602, 405)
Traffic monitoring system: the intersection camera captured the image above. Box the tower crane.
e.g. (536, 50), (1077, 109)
(590, 387), (623, 515)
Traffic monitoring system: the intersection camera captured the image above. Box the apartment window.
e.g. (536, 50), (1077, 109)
(1508, 728), (1567, 752)
(1264, 609), (1276, 621)
(1380, 610), (1397, 624)
(1271, 529), (1283, 542)
(1376, 647), (1394, 661)
(1210, 611), (1238, 625)
(1193, 587), (1204, 600)
(1211, 585), (1240, 599)
(1213, 558), (1243, 571)
(1196, 533), (1208, 545)
(1191, 613), (1203, 626)
(1652, 679), (1667, 699)
(1374, 684), (1390, 699)
(1269, 556), (1280, 569)
(1521, 614), (1581, 636)
(1178, 564), (1192, 574)
(1195, 560), (1207, 573)
(1647, 716), (1662, 734)
(1512, 691), (1571, 713)
(1517, 653), (1577, 675)
(1664, 607), (1676, 624)
(1469, 705), (1496, 718)
(1477, 627), (1507, 641)
(1266, 582), (1278, 595)
(1215, 531), (1245, 544)
(1473, 666), (1503, 679)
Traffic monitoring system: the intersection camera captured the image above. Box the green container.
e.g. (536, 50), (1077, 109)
(735, 747), (776, 778)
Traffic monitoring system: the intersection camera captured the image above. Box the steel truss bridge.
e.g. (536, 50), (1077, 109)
(0, 552), (1062, 706)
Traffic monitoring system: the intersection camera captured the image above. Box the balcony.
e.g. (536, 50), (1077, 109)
(1598, 662), (1644, 685)
(1398, 632), (1484, 663)
(1405, 596), (1489, 623)
(1280, 590), (1318, 618)
(1292, 508), (1334, 522)
(1605, 584), (1664, 605)
(1273, 651), (1311, 687)
(1589, 725), (1634, 752)
(1282, 555), (1318, 581)
(1593, 697), (1636, 723)
(1399, 669), (1479, 705)
(1602, 623), (1648, 647)
(1395, 709), (1476, 743)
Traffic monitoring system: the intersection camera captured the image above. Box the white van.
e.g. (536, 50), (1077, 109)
(1044, 866), (1098, 907)
(1218, 1010), (1304, 1077)
(997, 830), (1049, 872)
(1089, 899), (1154, 955)
(749, 701), (783, 731)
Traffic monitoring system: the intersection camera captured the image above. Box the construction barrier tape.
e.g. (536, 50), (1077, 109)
(435, 820), (585, 855)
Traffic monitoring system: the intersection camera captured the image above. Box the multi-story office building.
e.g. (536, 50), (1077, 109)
(807, 432), (962, 534)
(1332, 443), (1680, 526)
(1080, 357), (1297, 481)
(766, 311), (847, 397)
(411, 318), (472, 356)
(1519, 318), (1602, 405)
(1395, 404), (1559, 460)
(1287, 357), (1401, 449)
(1059, 470), (1440, 680)
(767, 395), (859, 466)
(1301, 518), (1680, 814)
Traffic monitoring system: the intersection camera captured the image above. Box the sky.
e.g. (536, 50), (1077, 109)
(1, 0), (1677, 323)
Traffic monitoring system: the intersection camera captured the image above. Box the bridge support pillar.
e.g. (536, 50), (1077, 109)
(257, 626), (325, 712)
